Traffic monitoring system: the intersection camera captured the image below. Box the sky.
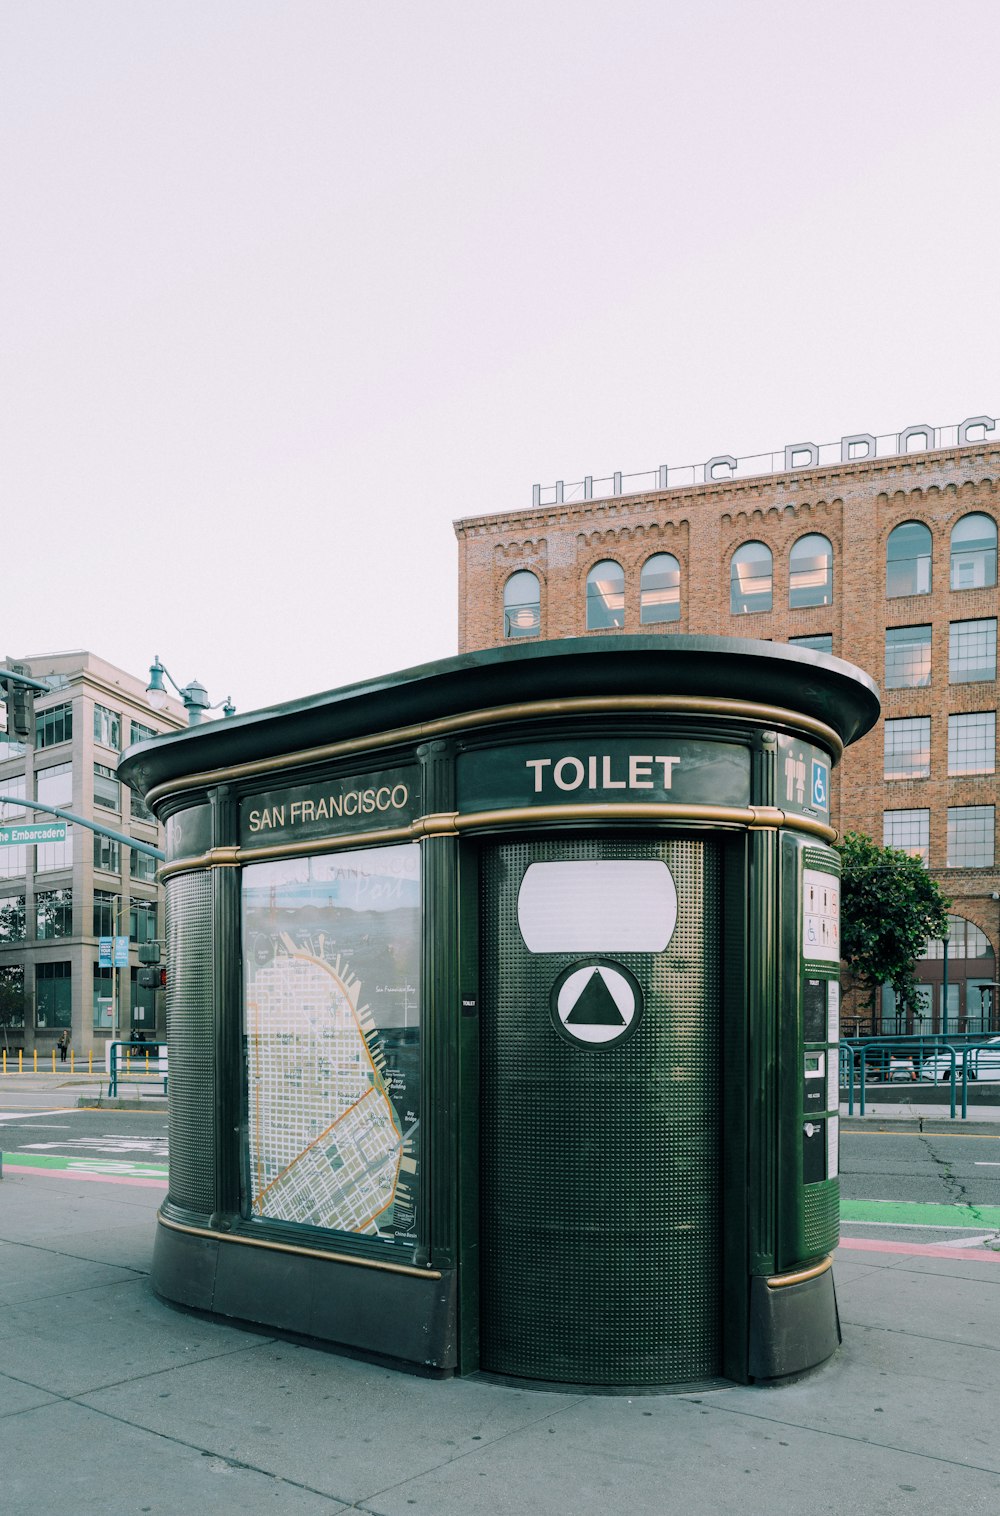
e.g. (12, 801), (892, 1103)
(2, 1), (998, 717)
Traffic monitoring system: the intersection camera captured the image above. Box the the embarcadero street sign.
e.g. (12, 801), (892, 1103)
(0, 821), (67, 846)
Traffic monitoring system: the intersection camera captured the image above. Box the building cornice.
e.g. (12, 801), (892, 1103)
(454, 442), (1000, 539)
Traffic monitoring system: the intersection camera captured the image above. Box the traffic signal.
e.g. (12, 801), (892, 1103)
(0, 676), (32, 739)
(138, 967), (167, 990)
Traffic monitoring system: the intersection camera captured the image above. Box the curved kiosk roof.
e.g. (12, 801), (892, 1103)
(121, 637), (879, 1390)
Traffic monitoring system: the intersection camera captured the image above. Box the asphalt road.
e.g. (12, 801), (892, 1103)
(0, 1106), (168, 1182)
(1, 1105), (998, 1252)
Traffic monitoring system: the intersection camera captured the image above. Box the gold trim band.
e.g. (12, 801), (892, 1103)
(144, 693), (843, 809)
(158, 801), (836, 877)
(766, 1256), (833, 1288)
(157, 1212), (443, 1280)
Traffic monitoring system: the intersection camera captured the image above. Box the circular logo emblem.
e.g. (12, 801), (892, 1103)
(550, 960), (643, 1049)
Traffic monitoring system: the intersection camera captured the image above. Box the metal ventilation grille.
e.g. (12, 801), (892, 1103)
(164, 872), (215, 1216)
(803, 1181), (840, 1257)
(481, 837), (721, 1386)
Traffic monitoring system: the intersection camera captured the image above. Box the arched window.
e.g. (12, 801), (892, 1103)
(586, 560), (625, 629)
(886, 521), (932, 597)
(950, 513), (997, 591)
(730, 542), (772, 615)
(503, 570), (541, 638)
(640, 553), (681, 624)
(789, 533), (833, 608)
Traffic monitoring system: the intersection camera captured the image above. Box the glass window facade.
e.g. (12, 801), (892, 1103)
(640, 553), (681, 624)
(949, 618), (997, 683)
(922, 914), (995, 960)
(130, 720), (157, 746)
(130, 848), (157, 882)
(93, 703), (122, 750)
(37, 825), (73, 873)
(503, 571), (541, 638)
(94, 834), (120, 874)
(885, 626), (932, 689)
(883, 809), (930, 862)
(36, 761), (72, 808)
(93, 762), (120, 811)
(586, 560), (625, 629)
(36, 961), (71, 1029)
(884, 717), (931, 780)
(0, 964), (25, 1029)
(730, 542), (772, 614)
(788, 634), (833, 653)
(0, 894), (26, 942)
(36, 888), (72, 939)
(130, 898), (158, 942)
(948, 711), (996, 775)
(0, 774), (27, 820)
(0, 845), (27, 879)
(947, 806), (995, 867)
(789, 533), (833, 608)
(0, 730), (26, 761)
(93, 890), (116, 938)
(886, 521), (932, 597)
(129, 786), (154, 822)
(950, 513), (997, 590)
(35, 702), (72, 750)
(93, 964), (114, 1030)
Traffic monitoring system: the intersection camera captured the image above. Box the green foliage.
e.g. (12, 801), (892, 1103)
(837, 831), (950, 1014)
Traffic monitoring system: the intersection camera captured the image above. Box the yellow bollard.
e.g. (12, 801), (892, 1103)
(70, 1049), (75, 1072)
(33, 1049), (38, 1073)
(89, 1049), (93, 1074)
(52, 1050), (56, 1073)
(18, 1048), (23, 1072)
(2, 1048), (5, 1073)
(145, 1051), (150, 1072)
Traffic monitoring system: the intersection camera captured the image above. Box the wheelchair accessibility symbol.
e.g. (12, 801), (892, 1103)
(811, 759), (829, 812)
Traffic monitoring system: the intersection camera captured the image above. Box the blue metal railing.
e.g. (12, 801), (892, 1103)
(839, 1035), (1000, 1120)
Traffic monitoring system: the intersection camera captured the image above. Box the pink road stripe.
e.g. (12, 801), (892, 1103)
(3, 1163), (167, 1189)
(839, 1237), (1000, 1263)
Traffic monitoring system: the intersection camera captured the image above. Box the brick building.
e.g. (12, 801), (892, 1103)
(454, 422), (1000, 1034)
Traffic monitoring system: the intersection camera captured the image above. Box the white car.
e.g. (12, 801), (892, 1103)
(920, 1036), (1000, 1082)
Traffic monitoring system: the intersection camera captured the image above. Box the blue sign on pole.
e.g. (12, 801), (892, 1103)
(811, 759), (829, 813)
(99, 937), (113, 967)
(114, 935), (130, 967)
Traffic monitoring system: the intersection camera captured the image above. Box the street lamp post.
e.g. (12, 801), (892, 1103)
(941, 925), (950, 1038)
(146, 656), (235, 727)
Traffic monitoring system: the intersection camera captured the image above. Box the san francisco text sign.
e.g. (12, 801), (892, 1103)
(240, 766), (420, 847)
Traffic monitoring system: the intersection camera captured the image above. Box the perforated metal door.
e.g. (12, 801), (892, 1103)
(480, 837), (721, 1385)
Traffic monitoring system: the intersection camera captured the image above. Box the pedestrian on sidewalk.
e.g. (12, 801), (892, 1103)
(57, 1031), (69, 1063)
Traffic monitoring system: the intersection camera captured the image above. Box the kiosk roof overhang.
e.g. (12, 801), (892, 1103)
(118, 636), (880, 801)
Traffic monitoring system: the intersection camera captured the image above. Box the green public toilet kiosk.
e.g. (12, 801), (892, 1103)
(119, 637), (879, 1388)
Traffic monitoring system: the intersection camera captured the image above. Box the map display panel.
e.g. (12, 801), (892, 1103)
(242, 844), (420, 1248)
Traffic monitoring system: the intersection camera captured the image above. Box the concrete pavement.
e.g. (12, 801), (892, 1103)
(1, 1122), (999, 1513)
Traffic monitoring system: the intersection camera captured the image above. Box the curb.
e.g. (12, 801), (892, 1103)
(76, 1097), (168, 1112)
(841, 1116), (1000, 1134)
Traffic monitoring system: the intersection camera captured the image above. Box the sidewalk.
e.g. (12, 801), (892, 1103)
(1, 1164), (999, 1513)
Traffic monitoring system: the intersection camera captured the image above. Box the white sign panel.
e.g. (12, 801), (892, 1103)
(802, 869), (840, 963)
(827, 1115), (839, 1179)
(518, 860), (677, 953)
(827, 979), (840, 1044)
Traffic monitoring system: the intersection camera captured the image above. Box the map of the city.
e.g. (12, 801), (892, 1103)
(243, 844), (420, 1245)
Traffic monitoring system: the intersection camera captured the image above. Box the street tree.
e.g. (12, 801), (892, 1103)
(837, 830), (950, 1017)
